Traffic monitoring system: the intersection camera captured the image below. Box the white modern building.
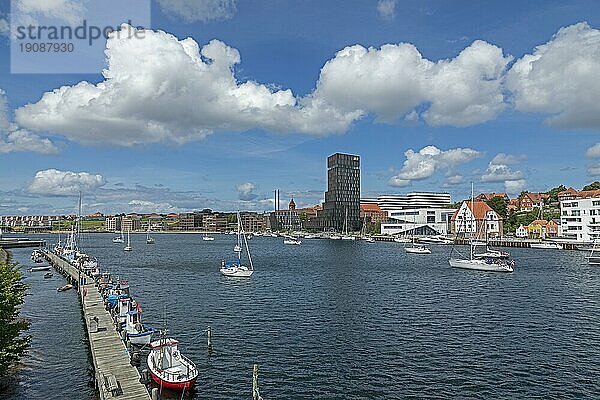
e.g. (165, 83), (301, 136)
(558, 188), (600, 242)
(362, 192), (455, 235)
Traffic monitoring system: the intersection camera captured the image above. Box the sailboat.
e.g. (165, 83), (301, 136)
(123, 230), (132, 251)
(341, 207), (355, 240)
(405, 216), (431, 254)
(220, 212), (254, 277)
(449, 183), (514, 273)
(112, 228), (124, 243)
(146, 223), (155, 244)
(586, 239), (600, 265)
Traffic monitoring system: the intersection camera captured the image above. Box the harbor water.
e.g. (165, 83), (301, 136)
(6, 233), (600, 399)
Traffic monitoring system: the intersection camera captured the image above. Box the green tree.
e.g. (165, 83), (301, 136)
(0, 261), (30, 377)
(486, 197), (508, 219)
(546, 185), (567, 203)
(583, 181), (600, 191)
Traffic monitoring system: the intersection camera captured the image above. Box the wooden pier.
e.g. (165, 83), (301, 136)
(45, 251), (151, 400)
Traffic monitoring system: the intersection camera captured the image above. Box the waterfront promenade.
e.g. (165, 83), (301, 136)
(45, 251), (150, 400)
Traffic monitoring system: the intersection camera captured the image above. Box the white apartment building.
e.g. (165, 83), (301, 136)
(559, 188), (600, 242)
(362, 192), (455, 235)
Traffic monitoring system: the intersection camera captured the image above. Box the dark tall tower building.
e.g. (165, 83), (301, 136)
(322, 153), (361, 232)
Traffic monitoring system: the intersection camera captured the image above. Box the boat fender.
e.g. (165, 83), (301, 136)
(130, 352), (141, 367)
(140, 369), (150, 384)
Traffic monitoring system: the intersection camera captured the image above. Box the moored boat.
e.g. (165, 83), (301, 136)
(220, 212), (254, 277)
(124, 302), (156, 346)
(147, 336), (198, 391)
(530, 242), (563, 249)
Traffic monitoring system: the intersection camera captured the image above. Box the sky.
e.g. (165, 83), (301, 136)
(1, 0), (600, 215)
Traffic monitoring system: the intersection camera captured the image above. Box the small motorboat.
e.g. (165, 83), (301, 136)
(147, 335), (198, 391)
(57, 284), (73, 292)
(44, 272), (53, 279)
(393, 237), (411, 243)
(29, 266), (51, 272)
(530, 242), (563, 250)
(283, 238), (302, 245)
(202, 235), (215, 241)
(124, 302), (156, 346)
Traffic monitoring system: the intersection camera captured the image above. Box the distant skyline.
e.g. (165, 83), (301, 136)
(1, 1), (600, 215)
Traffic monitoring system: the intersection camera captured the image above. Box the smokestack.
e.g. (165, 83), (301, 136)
(274, 189), (277, 212)
(277, 189), (280, 211)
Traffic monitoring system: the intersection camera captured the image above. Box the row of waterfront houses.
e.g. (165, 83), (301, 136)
(1, 186), (600, 242)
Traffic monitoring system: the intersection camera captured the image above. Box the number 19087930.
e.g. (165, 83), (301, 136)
(19, 42), (75, 52)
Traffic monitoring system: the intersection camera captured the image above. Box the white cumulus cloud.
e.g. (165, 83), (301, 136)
(586, 143), (600, 158)
(158, 0), (236, 23)
(481, 153), (527, 194)
(377, 0), (397, 21)
(128, 200), (184, 214)
(29, 169), (106, 195)
(236, 182), (258, 201)
(389, 146), (481, 187)
(13, 0), (85, 25)
(314, 39), (511, 127)
(481, 156), (524, 182)
(15, 25), (357, 146)
(0, 89), (58, 154)
(504, 179), (527, 194)
(506, 22), (600, 129)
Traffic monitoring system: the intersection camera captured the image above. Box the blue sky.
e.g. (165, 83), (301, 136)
(1, 0), (600, 215)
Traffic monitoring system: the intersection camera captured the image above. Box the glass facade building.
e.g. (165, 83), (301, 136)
(322, 153), (361, 232)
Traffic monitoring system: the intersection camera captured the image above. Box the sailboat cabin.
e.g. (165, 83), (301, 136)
(451, 201), (503, 238)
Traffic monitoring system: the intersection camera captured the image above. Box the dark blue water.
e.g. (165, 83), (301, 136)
(5, 233), (600, 399)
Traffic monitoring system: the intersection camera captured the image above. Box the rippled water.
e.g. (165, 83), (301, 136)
(5, 233), (600, 399)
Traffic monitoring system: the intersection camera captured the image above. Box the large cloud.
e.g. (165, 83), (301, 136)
(157, 0), (236, 23)
(506, 22), (600, 129)
(315, 39), (511, 127)
(15, 25), (357, 146)
(389, 145), (482, 187)
(586, 143), (600, 158)
(29, 169), (106, 195)
(0, 89), (59, 155)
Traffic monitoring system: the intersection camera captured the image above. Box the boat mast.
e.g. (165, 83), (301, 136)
(77, 190), (82, 251)
(236, 212), (242, 260)
(470, 182), (474, 260)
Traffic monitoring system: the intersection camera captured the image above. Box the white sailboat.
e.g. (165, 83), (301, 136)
(113, 228), (124, 243)
(146, 223), (155, 244)
(586, 239), (600, 265)
(220, 212), (254, 277)
(449, 183), (514, 273)
(405, 216), (431, 254)
(341, 207), (355, 240)
(123, 230), (132, 251)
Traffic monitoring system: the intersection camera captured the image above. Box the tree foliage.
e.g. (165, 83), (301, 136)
(0, 261), (30, 377)
(486, 197), (508, 220)
(583, 181), (600, 191)
(546, 185), (567, 203)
